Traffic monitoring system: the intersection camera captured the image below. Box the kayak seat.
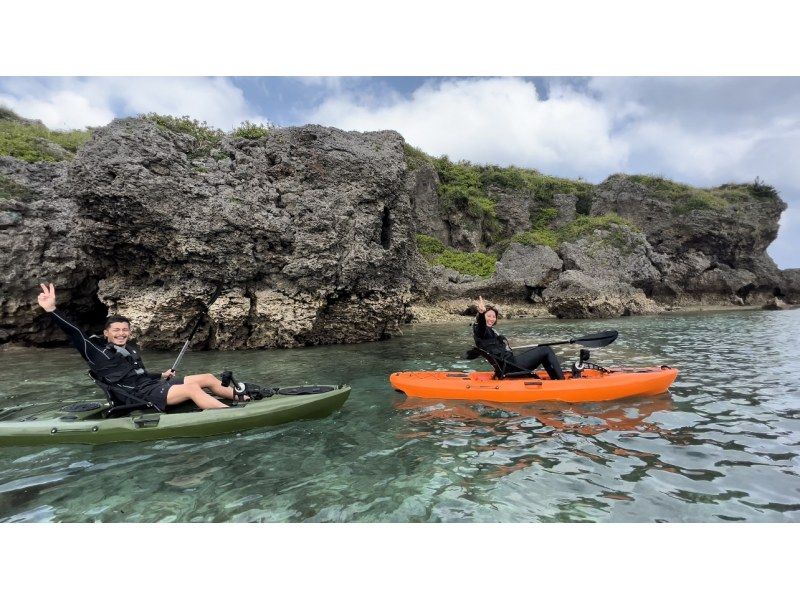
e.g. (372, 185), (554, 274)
(462, 347), (541, 381)
(87, 371), (163, 418)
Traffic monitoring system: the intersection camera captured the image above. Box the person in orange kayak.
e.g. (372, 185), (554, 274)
(473, 295), (565, 380)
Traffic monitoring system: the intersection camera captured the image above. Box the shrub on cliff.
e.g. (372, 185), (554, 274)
(498, 213), (637, 251)
(437, 249), (497, 277)
(403, 143), (433, 171)
(233, 120), (275, 140)
(0, 107), (92, 162)
(143, 113), (222, 158)
(416, 233), (497, 277)
(433, 156), (502, 244)
(416, 233), (447, 257)
(627, 174), (729, 214)
(748, 177), (779, 199)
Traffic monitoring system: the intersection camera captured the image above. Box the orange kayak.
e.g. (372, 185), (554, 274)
(389, 367), (678, 403)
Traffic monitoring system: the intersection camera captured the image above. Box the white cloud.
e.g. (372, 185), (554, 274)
(587, 78), (800, 268)
(306, 77), (628, 180)
(0, 77), (269, 131)
(1, 75), (797, 268)
(304, 76), (800, 267)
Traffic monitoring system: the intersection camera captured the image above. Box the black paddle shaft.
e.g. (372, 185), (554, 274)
(170, 284), (224, 373)
(514, 330), (618, 351)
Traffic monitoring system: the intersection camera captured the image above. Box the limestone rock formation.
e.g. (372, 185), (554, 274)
(542, 270), (660, 318)
(1, 119), (418, 349)
(494, 242), (562, 291)
(558, 224), (662, 292)
(1, 115), (796, 348)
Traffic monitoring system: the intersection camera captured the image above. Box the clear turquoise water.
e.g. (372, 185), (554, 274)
(1, 309), (798, 522)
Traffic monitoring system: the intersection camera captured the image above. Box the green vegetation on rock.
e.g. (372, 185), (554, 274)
(0, 107), (92, 162)
(416, 233), (447, 256)
(479, 165), (594, 207)
(748, 177), (779, 199)
(433, 156), (502, 244)
(143, 113), (222, 158)
(609, 173), (782, 216)
(506, 229), (559, 250)
(232, 121), (274, 140)
(627, 174), (728, 214)
(503, 213), (637, 250)
(403, 147), (597, 239)
(403, 143), (433, 171)
(416, 233), (497, 277)
(531, 206), (559, 229)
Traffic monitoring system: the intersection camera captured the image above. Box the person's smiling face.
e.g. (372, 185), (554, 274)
(103, 322), (131, 346)
(485, 309), (497, 327)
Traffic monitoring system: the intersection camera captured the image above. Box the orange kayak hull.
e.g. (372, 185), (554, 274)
(389, 367), (678, 403)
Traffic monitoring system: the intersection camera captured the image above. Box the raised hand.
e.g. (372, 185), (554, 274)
(37, 283), (57, 312)
(476, 295), (486, 313)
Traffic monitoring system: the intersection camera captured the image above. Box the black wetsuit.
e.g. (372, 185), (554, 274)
(49, 310), (183, 409)
(472, 312), (565, 380)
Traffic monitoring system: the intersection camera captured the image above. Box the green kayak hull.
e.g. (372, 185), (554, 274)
(0, 385), (350, 446)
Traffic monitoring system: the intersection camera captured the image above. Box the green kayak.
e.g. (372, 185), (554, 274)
(0, 384), (350, 447)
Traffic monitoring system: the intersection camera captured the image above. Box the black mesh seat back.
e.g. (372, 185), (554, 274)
(469, 347), (537, 380)
(87, 371), (155, 409)
(467, 347), (510, 378)
(278, 385), (336, 396)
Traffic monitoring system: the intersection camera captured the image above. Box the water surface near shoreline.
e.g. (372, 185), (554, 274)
(1, 309), (798, 522)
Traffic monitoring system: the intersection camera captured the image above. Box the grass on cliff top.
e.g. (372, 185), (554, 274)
(404, 145), (595, 205)
(143, 113), (223, 158)
(404, 147), (595, 236)
(0, 107), (92, 162)
(623, 173), (780, 214)
(232, 120), (275, 140)
(496, 213), (637, 252)
(403, 144), (433, 171)
(416, 234), (497, 278)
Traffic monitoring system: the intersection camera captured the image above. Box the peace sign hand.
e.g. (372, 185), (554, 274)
(476, 295), (486, 313)
(37, 283), (57, 312)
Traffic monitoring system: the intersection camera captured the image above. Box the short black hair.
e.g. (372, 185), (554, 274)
(104, 315), (131, 330)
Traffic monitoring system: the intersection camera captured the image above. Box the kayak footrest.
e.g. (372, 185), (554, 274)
(133, 414), (161, 428)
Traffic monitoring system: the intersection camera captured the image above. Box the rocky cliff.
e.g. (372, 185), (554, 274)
(1, 115), (423, 349)
(407, 160), (795, 318)
(1, 112), (797, 349)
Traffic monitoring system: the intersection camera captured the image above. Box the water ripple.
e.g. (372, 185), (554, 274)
(1, 309), (799, 521)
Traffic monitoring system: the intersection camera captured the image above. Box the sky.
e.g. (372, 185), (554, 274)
(2, 76), (797, 269)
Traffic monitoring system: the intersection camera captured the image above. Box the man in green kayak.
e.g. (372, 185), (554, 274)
(37, 283), (244, 410)
(473, 295), (565, 380)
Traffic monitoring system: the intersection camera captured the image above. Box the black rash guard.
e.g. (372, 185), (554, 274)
(49, 309), (161, 392)
(472, 311), (565, 379)
(472, 311), (513, 361)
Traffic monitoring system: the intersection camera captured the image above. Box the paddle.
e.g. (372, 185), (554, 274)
(513, 330), (618, 351)
(168, 284), (224, 376)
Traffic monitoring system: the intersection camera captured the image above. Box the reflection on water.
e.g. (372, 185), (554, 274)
(1, 308), (799, 522)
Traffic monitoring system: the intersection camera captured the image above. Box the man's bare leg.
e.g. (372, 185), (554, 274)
(167, 382), (228, 409)
(183, 373), (236, 400)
